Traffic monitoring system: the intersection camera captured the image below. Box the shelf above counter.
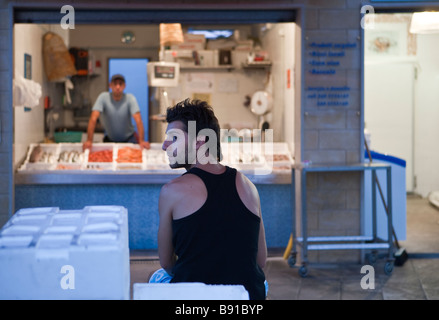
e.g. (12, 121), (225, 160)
(179, 63), (272, 71)
(180, 65), (234, 71)
(242, 62), (272, 69)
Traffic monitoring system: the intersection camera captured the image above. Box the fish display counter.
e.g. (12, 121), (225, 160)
(15, 142), (294, 249)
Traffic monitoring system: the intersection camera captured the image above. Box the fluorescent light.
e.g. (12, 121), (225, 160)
(410, 12), (439, 34)
(187, 28), (233, 40)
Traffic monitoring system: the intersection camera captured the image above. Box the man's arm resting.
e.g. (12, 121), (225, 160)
(133, 112), (150, 149)
(83, 110), (100, 150)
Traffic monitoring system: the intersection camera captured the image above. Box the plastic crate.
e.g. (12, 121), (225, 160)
(18, 143), (59, 172)
(85, 143), (115, 171)
(114, 144), (144, 171)
(57, 143), (85, 164)
(54, 131), (84, 143)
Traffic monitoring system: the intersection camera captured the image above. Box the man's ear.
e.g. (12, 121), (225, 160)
(195, 135), (208, 150)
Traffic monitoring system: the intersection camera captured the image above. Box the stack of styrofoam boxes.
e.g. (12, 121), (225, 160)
(163, 49), (218, 68)
(162, 33), (208, 68)
(232, 40), (254, 68)
(171, 33), (206, 51)
(0, 206), (129, 299)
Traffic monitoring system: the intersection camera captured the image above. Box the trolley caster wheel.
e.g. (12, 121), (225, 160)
(298, 265), (308, 278)
(384, 261), (394, 275)
(367, 251), (378, 265)
(288, 254), (296, 267)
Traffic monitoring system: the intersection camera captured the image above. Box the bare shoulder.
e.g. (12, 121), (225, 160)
(160, 175), (188, 201)
(160, 172), (207, 220)
(236, 170), (259, 194)
(160, 173), (205, 205)
(161, 173), (203, 194)
(235, 170), (261, 217)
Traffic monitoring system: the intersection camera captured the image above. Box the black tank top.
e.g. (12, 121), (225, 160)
(170, 166), (266, 300)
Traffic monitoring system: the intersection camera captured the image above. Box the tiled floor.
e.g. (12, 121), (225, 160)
(129, 195), (439, 300)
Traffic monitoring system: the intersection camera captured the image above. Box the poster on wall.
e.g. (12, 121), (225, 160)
(218, 78), (239, 93)
(192, 93), (212, 105)
(364, 22), (409, 58)
(185, 73), (214, 93)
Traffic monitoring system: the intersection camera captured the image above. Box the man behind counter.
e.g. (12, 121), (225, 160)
(83, 74), (151, 150)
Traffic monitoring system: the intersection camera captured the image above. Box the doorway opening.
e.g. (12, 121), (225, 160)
(108, 58), (149, 142)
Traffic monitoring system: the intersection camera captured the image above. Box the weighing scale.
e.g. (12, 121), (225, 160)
(147, 61), (180, 88)
(147, 61), (180, 140)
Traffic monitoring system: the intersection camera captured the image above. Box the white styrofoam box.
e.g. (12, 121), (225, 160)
(0, 205), (129, 300)
(18, 162), (57, 171)
(18, 143), (59, 171)
(197, 50), (215, 67)
(161, 49), (196, 67)
(84, 143), (115, 171)
(234, 40), (254, 51)
(57, 143), (86, 164)
(168, 49), (217, 68)
(171, 33), (206, 50)
(232, 50), (249, 68)
(55, 143), (86, 171)
(24, 143), (59, 164)
(144, 147), (169, 171)
(162, 50), (176, 62)
(133, 283), (249, 300)
(115, 143), (146, 171)
(220, 142), (292, 175)
(163, 49), (193, 62)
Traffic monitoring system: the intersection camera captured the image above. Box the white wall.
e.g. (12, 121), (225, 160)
(176, 69), (268, 133)
(365, 14), (439, 197)
(260, 23), (295, 151)
(414, 33), (439, 197)
(13, 24), (69, 166)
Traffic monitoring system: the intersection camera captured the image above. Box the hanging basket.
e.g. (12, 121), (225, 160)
(43, 32), (77, 81)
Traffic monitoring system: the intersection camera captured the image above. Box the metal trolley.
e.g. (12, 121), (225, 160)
(288, 163), (395, 277)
